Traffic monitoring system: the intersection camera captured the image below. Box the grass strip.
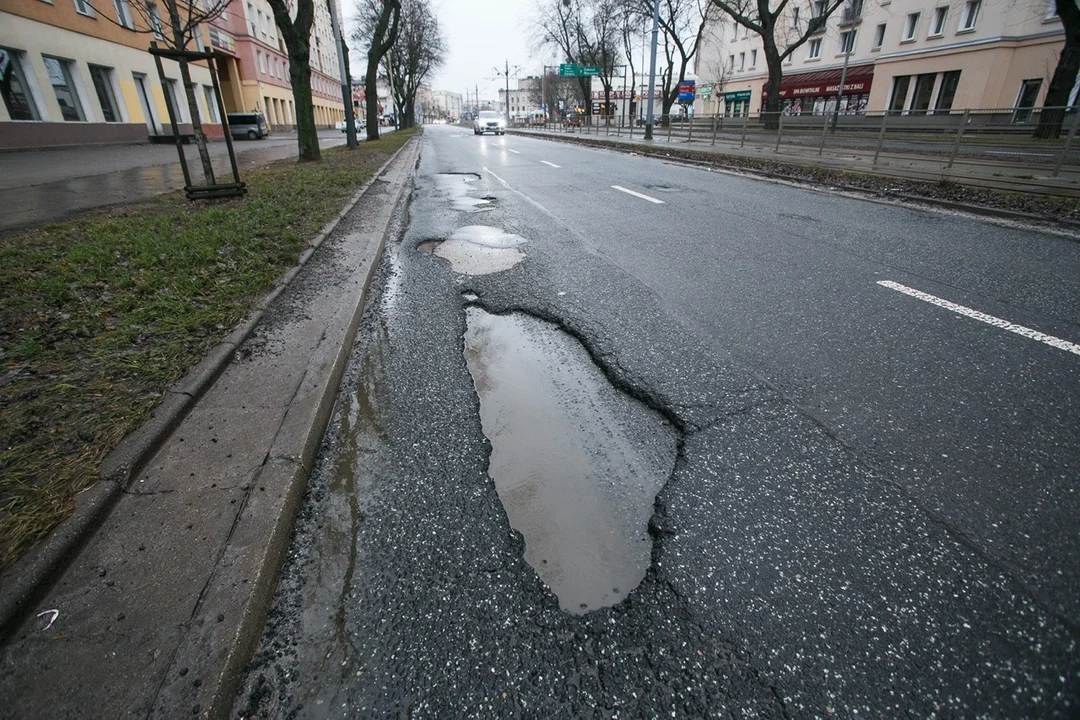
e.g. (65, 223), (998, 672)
(0, 128), (417, 567)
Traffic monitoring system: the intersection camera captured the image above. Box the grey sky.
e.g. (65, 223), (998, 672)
(429, 0), (552, 102)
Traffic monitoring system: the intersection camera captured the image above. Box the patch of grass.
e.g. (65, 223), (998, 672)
(0, 128), (417, 567)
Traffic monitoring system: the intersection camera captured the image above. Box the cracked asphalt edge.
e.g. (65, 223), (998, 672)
(0, 135), (422, 645)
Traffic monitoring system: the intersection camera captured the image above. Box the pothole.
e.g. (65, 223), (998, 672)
(416, 226), (526, 276)
(463, 308), (679, 614)
(434, 173), (494, 212)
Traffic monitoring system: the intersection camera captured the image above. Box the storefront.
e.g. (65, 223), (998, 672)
(774, 64), (874, 116)
(723, 89), (751, 117)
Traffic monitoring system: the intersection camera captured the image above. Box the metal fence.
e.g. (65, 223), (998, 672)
(524, 106), (1080, 178)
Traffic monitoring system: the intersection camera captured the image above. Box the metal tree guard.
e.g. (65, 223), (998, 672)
(149, 42), (246, 200)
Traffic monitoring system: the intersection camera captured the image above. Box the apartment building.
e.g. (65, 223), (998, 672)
(207, 0), (345, 130)
(423, 88), (462, 120)
(0, 0), (222, 149)
(697, 0), (1069, 117)
(499, 76), (541, 120)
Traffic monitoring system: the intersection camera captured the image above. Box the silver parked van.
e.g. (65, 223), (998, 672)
(227, 112), (268, 140)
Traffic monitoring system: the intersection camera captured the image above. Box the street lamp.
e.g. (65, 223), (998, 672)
(644, 0), (661, 140)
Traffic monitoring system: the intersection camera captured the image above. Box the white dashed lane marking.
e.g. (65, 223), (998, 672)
(611, 185), (664, 204)
(540, 160), (561, 168)
(878, 280), (1080, 356)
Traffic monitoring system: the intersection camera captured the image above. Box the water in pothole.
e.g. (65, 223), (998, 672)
(433, 173), (494, 211)
(417, 226), (526, 276)
(463, 307), (679, 614)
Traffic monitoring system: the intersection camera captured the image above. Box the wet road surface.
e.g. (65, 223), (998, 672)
(233, 125), (1080, 717)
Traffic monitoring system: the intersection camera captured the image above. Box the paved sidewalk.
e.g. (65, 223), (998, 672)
(515, 126), (1080, 198)
(0, 130), (358, 232)
(0, 136), (419, 719)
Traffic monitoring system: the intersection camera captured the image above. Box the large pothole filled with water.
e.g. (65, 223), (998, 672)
(433, 172), (495, 212)
(463, 307), (679, 614)
(418, 225), (526, 276)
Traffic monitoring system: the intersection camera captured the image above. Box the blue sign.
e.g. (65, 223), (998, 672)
(678, 80), (696, 103)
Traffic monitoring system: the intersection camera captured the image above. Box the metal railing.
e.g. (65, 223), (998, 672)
(519, 106), (1080, 178)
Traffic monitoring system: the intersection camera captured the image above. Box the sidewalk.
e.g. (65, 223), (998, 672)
(0, 136), (419, 719)
(515, 125), (1080, 199)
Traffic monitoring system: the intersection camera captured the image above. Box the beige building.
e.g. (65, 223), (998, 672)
(0, 0), (221, 149)
(697, 0), (1070, 117)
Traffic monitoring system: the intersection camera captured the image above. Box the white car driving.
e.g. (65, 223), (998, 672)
(473, 111), (506, 136)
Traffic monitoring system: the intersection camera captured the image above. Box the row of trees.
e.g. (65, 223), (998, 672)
(535, 0), (1080, 137)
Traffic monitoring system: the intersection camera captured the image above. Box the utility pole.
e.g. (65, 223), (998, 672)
(644, 0), (661, 140)
(326, 0), (356, 148)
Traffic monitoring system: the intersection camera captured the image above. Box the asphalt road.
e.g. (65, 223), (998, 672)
(233, 124), (1080, 717)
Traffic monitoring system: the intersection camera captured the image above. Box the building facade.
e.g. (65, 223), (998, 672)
(696, 0), (1069, 118)
(206, 0), (345, 130)
(0, 0), (222, 148)
(499, 76), (541, 120)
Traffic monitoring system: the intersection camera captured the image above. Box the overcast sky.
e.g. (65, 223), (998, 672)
(428, 0), (551, 102)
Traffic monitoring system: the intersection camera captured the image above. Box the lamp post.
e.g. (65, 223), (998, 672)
(644, 0), (661, 140)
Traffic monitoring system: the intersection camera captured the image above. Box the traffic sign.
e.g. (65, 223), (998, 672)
(678, 80), (696, 102)
(558, 64), (602, 77)
(558, 63), (578, 77)
(580, 66), (601, 76)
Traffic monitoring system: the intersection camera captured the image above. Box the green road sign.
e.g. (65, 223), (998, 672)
(580, 66), (601, 76)
(558, 64), (602, 77)
(558, 64), (578, 76)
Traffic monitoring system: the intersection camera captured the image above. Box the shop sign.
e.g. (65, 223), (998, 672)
(778, 79), (871, 98)
(724, 90), (752, 102)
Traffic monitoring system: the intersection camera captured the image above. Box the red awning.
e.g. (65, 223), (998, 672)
(776, 64), (874, 98)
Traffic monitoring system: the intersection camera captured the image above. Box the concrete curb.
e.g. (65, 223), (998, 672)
(0, 134), (420, 642)
(509, 130), (1080, 233)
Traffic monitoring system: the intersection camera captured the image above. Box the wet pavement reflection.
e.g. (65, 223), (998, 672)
(463, 307), (678, 613)
(418, 225), (527, 275)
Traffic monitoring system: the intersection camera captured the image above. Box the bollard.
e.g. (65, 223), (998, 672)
(946, 108), (970, 169)
(774, 113), (783, 153)
(741, 111), (749, 148)
(1053, 108), (1078, 178)
(667, 115), (674, 142)
(688, 115), (695, 142)
(818, 114), (829, 155)
(711, 114), (719, 146)
(873, 111), (889, 167)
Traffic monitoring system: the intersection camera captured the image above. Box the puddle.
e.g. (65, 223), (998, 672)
(463, 308), (678, 614)
(434, 173), (494, 211)
(417, 226), (527, 276)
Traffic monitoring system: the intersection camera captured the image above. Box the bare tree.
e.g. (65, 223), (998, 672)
(527, 70), (582, 118)
(85, 0), (232, 183)
(709, 0), (845, 127)
(353, 0), (401, 140)
(534, 0), (621, 118)
(1036, 0), (1080, 139)
(382, 0), (445, 129)
(266, 0), (321, 161)
(649, 0), (716, 124)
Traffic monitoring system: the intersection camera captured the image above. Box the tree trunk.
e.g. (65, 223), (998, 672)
(364, 0), (399, 141)
(289, 58), (321, 161)
(1035, 0), (1080, 139)
(166, 1), (215, 184)
(365, 64), (382, 140)
(762, 38), (783, 130)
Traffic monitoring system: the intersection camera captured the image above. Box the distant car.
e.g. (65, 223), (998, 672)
(227, 112), (268, 140)
(336, 119), (366, 132)
(473, 111), (505, 135)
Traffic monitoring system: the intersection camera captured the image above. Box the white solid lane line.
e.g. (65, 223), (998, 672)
(540, 160), (561, 168)
(483, 167), (509, 186)
(507, 149), (521, 154)
(878, 280), (1080, 357)
(611, 185), (665, 204)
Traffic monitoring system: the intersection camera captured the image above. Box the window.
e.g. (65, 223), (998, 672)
(792, 6), (800, 27)
(728, 54), (735, 70)
(203, 85), (219, 123)
(112, 0), (134, 28)
(934, 70), (961, 112)
(88, 64), (121, 122)
(165, 79), (186, 122)
(0, 48), (40, 120)
(741, 25), (749, 39)
(1013, 79), (1042, 123)
(1046, 0), (1060, 19)
(812, 0), (825, 17)
(873, 23), (886, 48)
(889, 75), (910, 113)
(73, 0), (95, 16)
(839, 30), (856, 54)
(930, 7), (948, 36)
(738, 52), (745, 70)
(146, 2), (165, 39)
(750, 49), (758, 67)
(257, 50), (266, 74)
(909, 73), (936, 114)
(959, 0), (980, 30)
(842, 0), (862, 23)
(248, 3), (256, 35)
(43, 56), (87, 121)
(807, 38), (822, 59)
(902, 12), (920, 41)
